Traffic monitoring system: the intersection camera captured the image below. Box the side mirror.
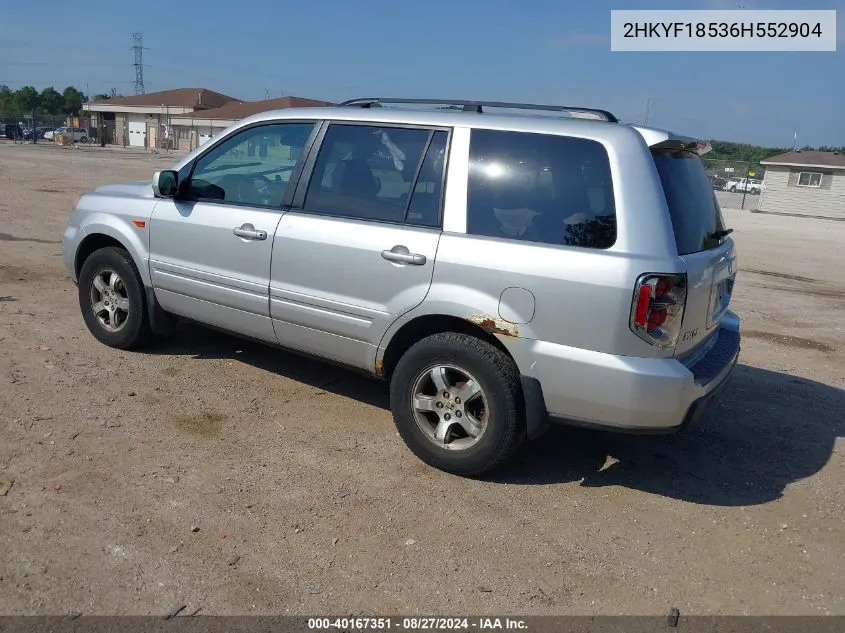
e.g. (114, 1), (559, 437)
(153, 170), (179, 198)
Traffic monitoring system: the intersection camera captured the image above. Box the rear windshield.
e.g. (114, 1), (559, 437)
(652, 149), (727, 255)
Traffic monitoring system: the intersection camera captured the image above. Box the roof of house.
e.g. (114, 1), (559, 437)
(761, 150), (845, 170)
(171, 96), (335, 120)
(89, 88), (239, 109)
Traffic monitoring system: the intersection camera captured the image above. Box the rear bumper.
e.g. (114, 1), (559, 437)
(508, 312), (740, 434)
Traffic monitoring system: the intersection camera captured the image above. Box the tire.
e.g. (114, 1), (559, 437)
(389, 332), (526, 477)
(729, 186), (737, 193)
(79, 136), (88, 144)
(78, 246), (150, 349)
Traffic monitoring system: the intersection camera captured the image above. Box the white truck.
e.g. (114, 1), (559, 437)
(725, 177), (763, 194)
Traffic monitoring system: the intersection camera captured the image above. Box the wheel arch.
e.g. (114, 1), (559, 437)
(381, 313), (551, 442)
(74, 219), (151, 286)
(379, 313), (515, 382)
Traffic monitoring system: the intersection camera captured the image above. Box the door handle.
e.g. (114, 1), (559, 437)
(381, 245), (426, 266)
(233, 224), (267, 241)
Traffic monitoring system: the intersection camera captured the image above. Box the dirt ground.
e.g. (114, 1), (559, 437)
(1, 142), (843, 617)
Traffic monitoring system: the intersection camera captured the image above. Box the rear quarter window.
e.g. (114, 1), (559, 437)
(652, 149), (727, 255)
(466, 129), (616, 249)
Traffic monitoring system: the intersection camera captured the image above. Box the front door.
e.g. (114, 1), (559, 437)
(270, 122), (449, 370)
(149, 120), (318, 342)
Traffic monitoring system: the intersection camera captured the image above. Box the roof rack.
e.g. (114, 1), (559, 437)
(339, 97), (619, 123)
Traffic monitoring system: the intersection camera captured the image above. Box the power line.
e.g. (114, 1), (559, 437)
(1, 61), (134, 67)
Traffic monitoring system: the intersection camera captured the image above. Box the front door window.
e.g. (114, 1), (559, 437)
(187, 122), (316, 207)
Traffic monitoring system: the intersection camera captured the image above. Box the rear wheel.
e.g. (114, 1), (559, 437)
(729, 186), (737, 193)
(389, 332), (525, 476)
(78, 246), (150, 349)
(79, 136), (88, 144)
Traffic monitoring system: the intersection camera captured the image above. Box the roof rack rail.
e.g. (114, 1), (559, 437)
(339, 97), (619, 123)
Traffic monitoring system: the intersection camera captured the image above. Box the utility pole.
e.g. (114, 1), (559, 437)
(132, 32), (147, 95)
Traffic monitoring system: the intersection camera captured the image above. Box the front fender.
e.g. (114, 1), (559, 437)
(77, 214), (152, 287)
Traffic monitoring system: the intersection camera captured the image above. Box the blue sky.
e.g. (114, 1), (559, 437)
(1, 0), (841, 147)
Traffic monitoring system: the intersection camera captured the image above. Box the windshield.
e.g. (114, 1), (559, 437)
(652, 149), (728, 255)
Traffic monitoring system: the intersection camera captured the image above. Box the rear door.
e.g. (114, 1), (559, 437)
(269, 122), (449, 370)
(651, 145), (737, 357)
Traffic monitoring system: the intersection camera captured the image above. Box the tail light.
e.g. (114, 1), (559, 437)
(630, 273), (687, 349)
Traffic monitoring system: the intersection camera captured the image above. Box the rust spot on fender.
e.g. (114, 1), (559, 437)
(467, 314), (520, 337)
(374, 359), (385, 376)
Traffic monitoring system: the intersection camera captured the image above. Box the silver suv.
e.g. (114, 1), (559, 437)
(62, 97), (741, 476)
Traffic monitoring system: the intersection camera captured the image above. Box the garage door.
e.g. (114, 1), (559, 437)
(128, 120), (146, 148)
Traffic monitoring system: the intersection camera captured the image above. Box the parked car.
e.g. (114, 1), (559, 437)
(3, 123), (24, 139)
(725, 177), (763, 194)
(61, 97), (740, 476)
(45, 126), (89, 143)
(708, 174), (727, 190)
(23, 127), (50, 140)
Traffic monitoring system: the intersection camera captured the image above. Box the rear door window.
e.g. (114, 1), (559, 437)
(466, 129), (616, 249)
(651, 149), (728, 255)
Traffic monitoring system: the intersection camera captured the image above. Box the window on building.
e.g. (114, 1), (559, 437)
(797, 171), (823, 188)
(466, 129), (616, 249)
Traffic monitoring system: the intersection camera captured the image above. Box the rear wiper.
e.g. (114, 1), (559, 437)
(711, 228), (733, 239)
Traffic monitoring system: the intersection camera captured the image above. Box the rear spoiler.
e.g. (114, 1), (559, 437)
(632, 126), (712, 156)
(651, 139), (712, 156)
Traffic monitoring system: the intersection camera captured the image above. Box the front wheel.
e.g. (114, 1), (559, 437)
(79, 136), (88, 144)
(78, 246), (150, 349)
(389, 332), (526, 476)
(729, 186), (737, 193)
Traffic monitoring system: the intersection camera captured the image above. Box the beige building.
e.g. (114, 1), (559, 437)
(83, 88), (239, 148)
(759, 150), (845, 220)
(169, 96), (334, 151)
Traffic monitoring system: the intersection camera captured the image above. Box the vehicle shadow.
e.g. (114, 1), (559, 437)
(492, 364), (845, 506)
(145, 323), (390, 410)
(145, 325), (843, 506)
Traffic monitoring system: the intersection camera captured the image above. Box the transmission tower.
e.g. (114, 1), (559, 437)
(132, 32), (146, 95)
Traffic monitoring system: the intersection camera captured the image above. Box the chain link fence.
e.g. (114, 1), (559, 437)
(702, 158), (767, 211)
(1, 110), (184, 154)
(0, 110), (100, 144)
(85, 111), (186, 153)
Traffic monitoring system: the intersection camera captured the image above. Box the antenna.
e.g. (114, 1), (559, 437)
(132, 32), (147, 95)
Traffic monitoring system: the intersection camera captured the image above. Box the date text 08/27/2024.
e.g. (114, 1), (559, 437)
(307, 617), (528, 630)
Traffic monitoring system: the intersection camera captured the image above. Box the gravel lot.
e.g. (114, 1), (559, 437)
(715, 189), (759, 211)
(1, 142), (843, 616)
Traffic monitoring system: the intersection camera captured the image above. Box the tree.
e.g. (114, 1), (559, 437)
(39, 86), (63, 114)
(62, 86), (85, 115)
(0, 85), (12, 111)
(92, 91), (124, 102)
(14, 86), (40, 113)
